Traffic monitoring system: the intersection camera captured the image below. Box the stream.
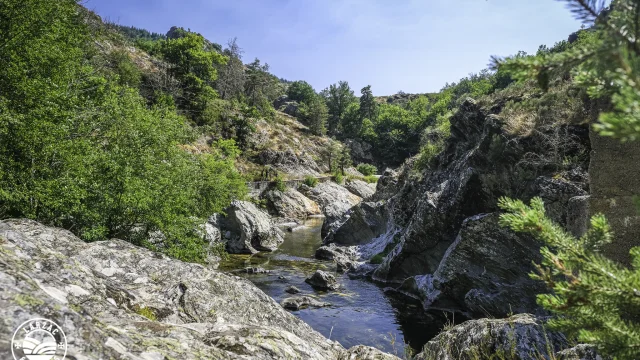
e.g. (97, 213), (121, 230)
(220, 217), (438, 356)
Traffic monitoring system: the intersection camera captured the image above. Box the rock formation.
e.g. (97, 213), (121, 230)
(0, 219), (397, 360)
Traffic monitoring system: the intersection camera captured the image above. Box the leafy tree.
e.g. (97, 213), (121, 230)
(287, 80), (316, 104)
(0, 0), (247, 264)
(321, 81), (357, 134)
(498, 1), (640, 358)
(341, 102), (363, 138)
(159, 31), (227, 124)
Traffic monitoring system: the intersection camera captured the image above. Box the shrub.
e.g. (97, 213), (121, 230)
(333, 172), (344, 184)
(356, 163), (378, 176)
(303, 175), (318, 187)
(363, 175), (378, 184)
(414, 141), (444, 171)
(274, 175), (286, 192)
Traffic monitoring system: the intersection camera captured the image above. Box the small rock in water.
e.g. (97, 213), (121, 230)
(305, 270), (340, 291)
(285, 286), (301, 294)
(234, 267), (270, 274)
(281, 296), (331, 310)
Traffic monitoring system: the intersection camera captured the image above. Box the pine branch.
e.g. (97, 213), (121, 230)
(559, 0), (607, 24)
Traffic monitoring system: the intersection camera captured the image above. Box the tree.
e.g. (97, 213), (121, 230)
(0, 0), (247, 264)
(321, 81), (357, 134)
(299, 95), (328, 136)
(497, 1), (640, 358)
(244, 58), (280, 112)
(287, 80), (316, 104)
(359, 85), (378, 122)
(337, 146), (352, 175)
(216, 38), (245, 100)
(159, 31), (227, 124)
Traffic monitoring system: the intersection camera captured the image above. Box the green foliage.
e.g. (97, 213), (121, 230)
(356, 163), (377, 176)
(287, 80), (316, 104)
(370, 237), (400, 264)
(337, 146), (352, 175)
(244, 58), (281, 114)
(333, 172), (344, 185)
(499, 197), (640, 359)
(494, 1), (640, 142)
(299, 95), (328, 135)
(159, 31), (227, 125)
(274, 174), (286, 192)
(0, 0), (247, 264)
(303, 176), (319, 187)
(414, 141), (444, 171)
(108, 50), (142, 88)
(321, 81), (357, 134)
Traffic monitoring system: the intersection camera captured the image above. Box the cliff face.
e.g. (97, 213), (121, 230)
(331, 96), (591, 319)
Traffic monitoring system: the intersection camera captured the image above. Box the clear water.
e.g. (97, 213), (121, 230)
(220, 218), (437, 356)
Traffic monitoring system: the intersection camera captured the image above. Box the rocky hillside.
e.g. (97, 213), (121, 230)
(0, 219), (397, 360)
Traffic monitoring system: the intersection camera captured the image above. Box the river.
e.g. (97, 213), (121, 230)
(220, 217), (438, 356)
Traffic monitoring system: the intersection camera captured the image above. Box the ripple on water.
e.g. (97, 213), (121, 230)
(220, 218), (434, 355)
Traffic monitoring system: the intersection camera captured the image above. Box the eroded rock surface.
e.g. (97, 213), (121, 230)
(345, 179), (376, 199)
(306, 182), (362, 238)
(415, 314), (567, 360)
(0, 219), (395, 360)
(281, 296), (331, 310)
(264, 187), (322, 219)
(305, 270), (340, 291)
(216, 200), (285, 254)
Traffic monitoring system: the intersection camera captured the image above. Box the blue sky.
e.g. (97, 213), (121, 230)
(85, 0), (584, 95)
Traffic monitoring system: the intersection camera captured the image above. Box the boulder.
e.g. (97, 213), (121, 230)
(233, 267), (271, 274)
(406, 213), (547, 318)
(0, 219), (355, 359)
(345, 179), (376, 199)
(218, 200), (285, 254)
(264, 187), (321, 219)
(305, 270), (340, 291)
(329, 201), (388, 246)
(285, 285), (301, 294)
(280, 296), (331, 310)
(306, 182), (362, 238)
(315, 243), (362, 273)
(415, 314), (567, 360)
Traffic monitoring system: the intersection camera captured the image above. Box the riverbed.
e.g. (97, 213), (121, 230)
(220, 217), (436, 356)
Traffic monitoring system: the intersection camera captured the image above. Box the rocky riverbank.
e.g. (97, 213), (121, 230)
(0, 219), (398, 359)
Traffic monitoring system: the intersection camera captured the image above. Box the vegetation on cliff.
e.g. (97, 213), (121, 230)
(499, 0), (640, 358)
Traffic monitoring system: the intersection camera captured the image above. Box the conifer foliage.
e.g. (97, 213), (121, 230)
(498, 1), (640, 358)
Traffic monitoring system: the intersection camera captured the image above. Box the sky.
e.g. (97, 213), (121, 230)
(85, 0), (585, 96)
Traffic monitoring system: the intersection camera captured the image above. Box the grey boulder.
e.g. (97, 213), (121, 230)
(305, 270), (341, 291)
(281, 296), (331, 310)
(217, 200), (285, 254)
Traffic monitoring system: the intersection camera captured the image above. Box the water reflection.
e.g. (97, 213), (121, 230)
(220, 217), (434, 355)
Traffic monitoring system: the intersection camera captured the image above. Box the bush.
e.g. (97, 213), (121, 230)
(414, 141), (444, 171)
(303, 175), (318, 187)
(274, 175), (286, 192)
(356, 163), (377, 176)
(333, 172), (344, 184)
(363, 175), (378, 184)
